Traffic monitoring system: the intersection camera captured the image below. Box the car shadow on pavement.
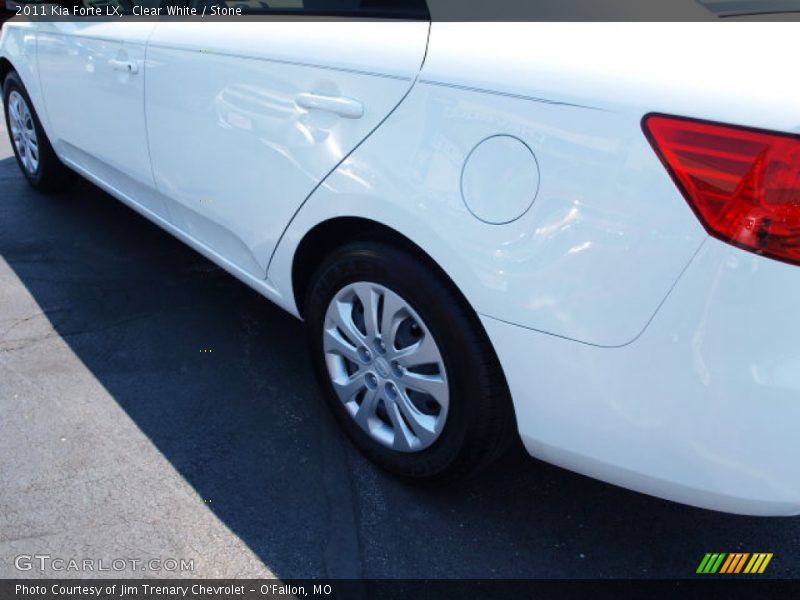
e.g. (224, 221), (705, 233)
(1, 155), (798, 579)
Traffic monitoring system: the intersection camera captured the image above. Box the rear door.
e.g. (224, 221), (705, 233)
(145, 3), (429, 278)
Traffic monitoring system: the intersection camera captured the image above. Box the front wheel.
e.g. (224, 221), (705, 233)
(3, 70), (73, 192)
(304, 240), (516, 481)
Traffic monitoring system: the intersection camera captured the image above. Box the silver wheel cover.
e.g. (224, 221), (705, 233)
(323, 282), (449, 453)
(8, 90), (40, 175)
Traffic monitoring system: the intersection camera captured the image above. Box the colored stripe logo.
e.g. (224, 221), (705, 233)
(696, 552), (773, 574)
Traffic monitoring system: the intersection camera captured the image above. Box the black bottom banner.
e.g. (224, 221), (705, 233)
(3, 579), (800, 600)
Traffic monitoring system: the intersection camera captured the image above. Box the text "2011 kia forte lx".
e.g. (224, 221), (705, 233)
(3, 0), (800, 516)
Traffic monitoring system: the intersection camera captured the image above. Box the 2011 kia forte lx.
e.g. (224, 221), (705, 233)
(3, 1), (800, 516)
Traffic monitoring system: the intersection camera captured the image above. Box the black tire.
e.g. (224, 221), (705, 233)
(3, 70), (73, 192)
(305, 240), (516, 481)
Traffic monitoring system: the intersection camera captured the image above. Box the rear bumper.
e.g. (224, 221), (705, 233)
(482, 237), (800, 516)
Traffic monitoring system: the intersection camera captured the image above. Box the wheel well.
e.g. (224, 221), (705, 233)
(0, 58), (14, 91)
(291, 216), (518, 446)
(292, 217), (458, 318)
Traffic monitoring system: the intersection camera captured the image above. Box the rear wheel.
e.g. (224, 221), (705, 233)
(3, 70), (73, 192)
(305, 240), (516, 481)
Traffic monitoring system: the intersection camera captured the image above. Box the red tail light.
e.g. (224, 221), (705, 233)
(643, 114), (800, 266)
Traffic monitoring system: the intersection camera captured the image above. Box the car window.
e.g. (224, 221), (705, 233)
(183, 0), (429, 18)
(697, 0), (800, 15)
(52, 0), (428, 18)
(424, 0), (797, 20)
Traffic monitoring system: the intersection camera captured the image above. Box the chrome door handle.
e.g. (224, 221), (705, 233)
(295, 92), (363, 119)
(109, 59), (139, 74)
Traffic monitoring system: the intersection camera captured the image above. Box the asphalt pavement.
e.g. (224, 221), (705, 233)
(1, 113), (799, 580)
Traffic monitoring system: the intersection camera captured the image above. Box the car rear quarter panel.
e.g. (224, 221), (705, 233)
(276, 23), (765, 347)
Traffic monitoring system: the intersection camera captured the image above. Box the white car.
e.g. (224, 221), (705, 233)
(3, 2), (800, 516)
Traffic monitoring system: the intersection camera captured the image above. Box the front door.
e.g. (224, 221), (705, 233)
(36, 22), (164, 216)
